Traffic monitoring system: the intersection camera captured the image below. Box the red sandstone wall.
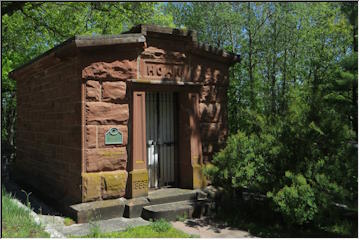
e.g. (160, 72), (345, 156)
(190, 55), (229, 164)
(138, 37), (190, 82)
(15, 56), (82, 205)
(80, 46), (139, 202)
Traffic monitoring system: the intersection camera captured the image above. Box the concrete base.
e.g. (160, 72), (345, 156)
(142, 200), (194, 221)
(142, 199), (210, 221)
(124, 197), (149, 218)
(141, 188), (210, 221)
(69, 198), (126, 223)
(147, 188), (198, 204)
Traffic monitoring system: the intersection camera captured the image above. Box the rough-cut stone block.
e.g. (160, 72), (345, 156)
(192, 163), (207, 189)
(200, 86), (226, 103)
(127, 169), (148, 198)
(82, 172), (101, 202)
(98, 125), (128, 147)
(141, 200), (197, 222)
(203, 154), (213, 164)
(86, 148), (127, 172)
(102, 81), (126, 102)
(124, 197), (149, 218)
(141, 46), (186, 61)
(202, 141), (221, 155)
(147, 188), (197, 205)
(82, 60), (136, 80)
(86, 80), (101, 101)
(191, 57), (229, 85)
(200, 123), (227, 142)
(101, 170), (128, 199)
(86, 102), (129, 124)
(139, 59), (187, 81)
(199, 103), (222, 122)
(70, 198), (127, 223)
(86, 125), (97, 148)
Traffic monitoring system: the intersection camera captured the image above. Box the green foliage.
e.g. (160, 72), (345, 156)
(87, 211), (103, 237)
(88, 220), (101, 238)
(64, 217), (75, 226)
(323, 220), (354, 236)
(205, 129), (279, 192)
(268, 172), (318, 225)
(207, 94), (356, 226)
(176, 213), (188, 222)
(2, 187), (49, 238)
(150, 219), (172, 233)
(192, 2), (357, 229)
(214, 192), (356, 237)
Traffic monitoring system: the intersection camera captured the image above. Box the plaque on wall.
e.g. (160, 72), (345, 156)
(105, 128), (123, 145)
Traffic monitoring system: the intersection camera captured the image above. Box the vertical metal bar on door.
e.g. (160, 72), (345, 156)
(146, 91), (175, 188)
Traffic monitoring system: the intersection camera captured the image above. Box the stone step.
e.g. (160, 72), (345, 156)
(142, 200), (194, 221)
(147, 188), (198, 205)
(68, 188), (211, 222)
(141, 199), (210, 221)
(69, 198), (126, 223)
(124, 197), (150, 218)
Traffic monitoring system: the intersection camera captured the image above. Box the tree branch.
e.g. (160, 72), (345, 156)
(20, 9), (67, 39)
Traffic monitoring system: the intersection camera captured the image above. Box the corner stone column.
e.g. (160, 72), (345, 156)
(126, 91), (148, 198)
(189, 93), (205, 189)
(178, 91), (205, 189)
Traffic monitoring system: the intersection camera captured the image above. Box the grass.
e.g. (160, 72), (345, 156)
(175, 212), (188, 222)
(320, 218), (357, 237)
(64, 217), (76, 226)
(2, 187), (50, 238)
(80, 219), (196, 238)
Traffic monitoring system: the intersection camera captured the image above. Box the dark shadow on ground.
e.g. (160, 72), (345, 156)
(208, 191), (358, 238)
(184, 217), (231, 233)
(3, 180), (63, 216)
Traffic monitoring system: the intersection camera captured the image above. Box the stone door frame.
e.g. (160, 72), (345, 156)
(126, 82), (204, 199)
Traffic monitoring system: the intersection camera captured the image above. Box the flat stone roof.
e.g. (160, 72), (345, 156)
(74, 33), (146, 47)
(10, 24), (240, 78)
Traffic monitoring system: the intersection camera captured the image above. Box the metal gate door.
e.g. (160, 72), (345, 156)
(146, 92), (175, 188)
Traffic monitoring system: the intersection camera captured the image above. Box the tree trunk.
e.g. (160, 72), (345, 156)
(271, 18), (277, 115)
(247, 2), (255, 110)
(281, 48), (287, 114)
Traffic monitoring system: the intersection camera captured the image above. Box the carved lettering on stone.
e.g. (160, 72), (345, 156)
(147, 65), (154, 76)
(144, 62), (184, 80)
(134, 180), (148, 190)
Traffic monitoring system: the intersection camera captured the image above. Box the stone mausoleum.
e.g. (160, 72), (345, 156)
(10, 25), (239, 219)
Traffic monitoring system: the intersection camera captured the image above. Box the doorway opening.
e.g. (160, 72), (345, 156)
(146, 92), (177, 189)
